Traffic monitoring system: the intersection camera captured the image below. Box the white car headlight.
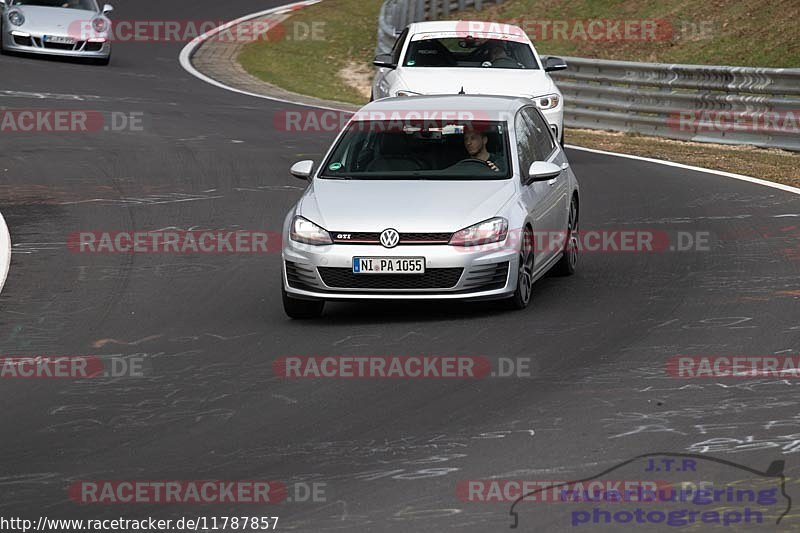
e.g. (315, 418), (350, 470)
(291, 216), (332, 246)
(395, 90), (421, 97)
(449, 217), (509, 247)
(92, 16), (109, 33)
(8, 10), (25, 26)
(534, 94), (560, 110)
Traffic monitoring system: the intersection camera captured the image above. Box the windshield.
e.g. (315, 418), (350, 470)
(404, 35), (539, 69)
(321, 119), (511, 180)
(11, 0), (98, 9)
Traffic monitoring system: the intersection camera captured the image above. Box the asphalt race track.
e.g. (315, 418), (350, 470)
(1, 1), (799, 531)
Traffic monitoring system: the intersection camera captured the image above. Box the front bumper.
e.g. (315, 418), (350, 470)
(2, 28), (110, 58)
(282, 240), (520, 301)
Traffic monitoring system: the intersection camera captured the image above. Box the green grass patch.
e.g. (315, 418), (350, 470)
(238, 0), (382, 105)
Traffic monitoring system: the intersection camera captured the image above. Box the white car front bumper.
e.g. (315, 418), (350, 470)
(282, 240), (520, 301)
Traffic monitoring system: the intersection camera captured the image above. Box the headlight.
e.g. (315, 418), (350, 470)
(92, 17), (108, 33)
(449, 217), (508, 247)
(8, 10), (25, 26)
(290, 216), (332, 246)
(534, 94), (560, 110)
(395, 90), (421, 97)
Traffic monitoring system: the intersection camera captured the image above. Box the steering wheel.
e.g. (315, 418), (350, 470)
(456, 158), (489, 166)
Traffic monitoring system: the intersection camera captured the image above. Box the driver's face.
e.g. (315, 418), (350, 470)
(464, 131), (487, 157)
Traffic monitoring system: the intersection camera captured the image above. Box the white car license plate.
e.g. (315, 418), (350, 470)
(44, 35), (75, 44)
(352, 257), (425, 274)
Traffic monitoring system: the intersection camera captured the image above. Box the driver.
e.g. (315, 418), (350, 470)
(463, 128), (506, 174)
(487, 42), (518, 68)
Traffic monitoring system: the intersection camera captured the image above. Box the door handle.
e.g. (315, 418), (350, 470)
(547, 178), (558, 186)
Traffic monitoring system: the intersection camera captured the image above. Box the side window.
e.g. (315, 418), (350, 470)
(515, 112), (536, 179)
(522, 107), (555, 160)
(391, 28), (409, 66)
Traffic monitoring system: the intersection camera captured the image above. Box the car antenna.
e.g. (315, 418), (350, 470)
(459, 87), (466, 95)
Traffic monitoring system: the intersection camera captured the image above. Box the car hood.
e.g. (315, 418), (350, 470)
(397, 68), (557, 98)
(299, 178), (517, 233)
(7, 6), (99, 35)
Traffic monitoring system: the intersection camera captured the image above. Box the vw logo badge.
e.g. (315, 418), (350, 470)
(379, 229), (400, 248)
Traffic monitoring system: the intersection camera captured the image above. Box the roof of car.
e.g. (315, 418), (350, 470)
(408, 20), (527, 36)
(355, 94), (532, 121)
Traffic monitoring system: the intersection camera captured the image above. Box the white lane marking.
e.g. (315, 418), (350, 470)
(0, 210), (11, 295)
(178, 2), (800, 199)
(0, 90), (100, 101)
(565, 145), (800, 196)
(177, 0), (348, 112)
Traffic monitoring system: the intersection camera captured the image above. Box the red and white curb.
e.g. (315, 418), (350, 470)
(0, 211), (10, 296)
(177, 0), (345, 111)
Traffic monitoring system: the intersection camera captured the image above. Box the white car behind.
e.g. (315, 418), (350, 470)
(372, 20), (567, 144)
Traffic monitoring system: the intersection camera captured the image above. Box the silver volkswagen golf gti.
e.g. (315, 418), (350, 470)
(281, 95), (580, 318)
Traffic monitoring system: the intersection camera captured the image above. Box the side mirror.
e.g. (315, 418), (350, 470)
(102, 3), (114, 14)
(543, 56), (567, 72)
(527, 161), (562, 182)
(0, 0), (6, 6)
(373, 53), (397, 69)
(290, 160), (314, 181)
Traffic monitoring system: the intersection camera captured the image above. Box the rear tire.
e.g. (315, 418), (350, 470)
(506, 227), (534, 310)
(282, 285), (324, 319)
(553, 196), (578, 276)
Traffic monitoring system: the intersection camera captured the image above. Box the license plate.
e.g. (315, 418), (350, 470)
(44, 35), (75, 44)
(352, 257), (425, 274)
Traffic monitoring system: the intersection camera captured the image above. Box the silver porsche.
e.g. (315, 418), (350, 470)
(1, 0), (112, 64)
(281, 95), (580, 318)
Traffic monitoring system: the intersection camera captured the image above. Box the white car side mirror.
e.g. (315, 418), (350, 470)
(102, 3), (114, 14)
(527, 161), (562, 182)
(290, 160), (314, 181)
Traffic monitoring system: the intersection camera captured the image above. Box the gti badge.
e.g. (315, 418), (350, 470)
(379, 229), (400, 249)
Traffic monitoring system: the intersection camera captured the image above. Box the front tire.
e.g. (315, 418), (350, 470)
(506, 227), (534, 310)
(553, 196), (578, 276)
(282, 285), (324, 319)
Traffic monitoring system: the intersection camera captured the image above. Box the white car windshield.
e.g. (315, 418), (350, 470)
(322, 120), (511, 180)
(404, 36), (539, 69)
(11, 0), (97, 9)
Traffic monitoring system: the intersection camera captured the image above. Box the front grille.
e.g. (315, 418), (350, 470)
(318, 267), (463, 290)
(462, 262), (510, 292)
(43, 41), (76, 51)
(84, 41), (103, 52)
(285, 261), (320, 291)
(330, 232), (452, 245)
(13, 35), (33, 46)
